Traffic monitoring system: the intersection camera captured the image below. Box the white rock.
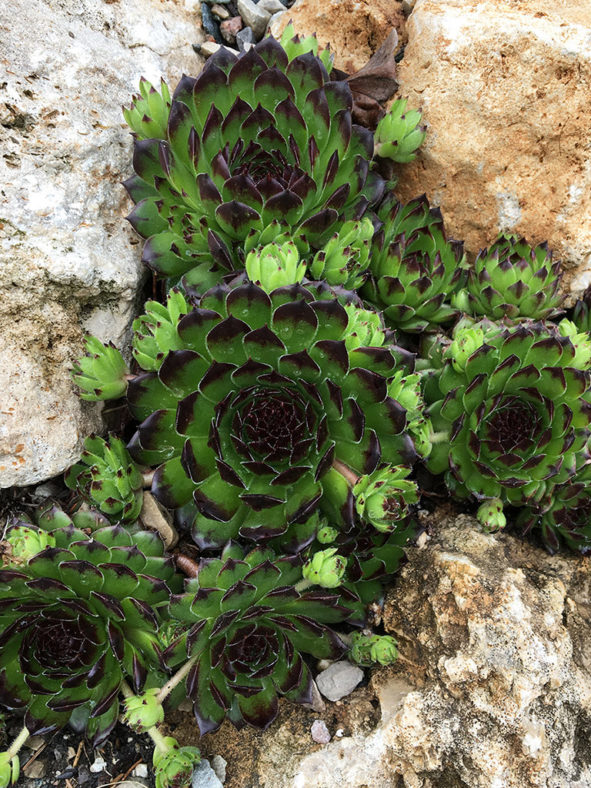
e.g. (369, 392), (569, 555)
(236, 0), (270, 39)
(316, 661), (364, 702)
(132, 764), (149, 778)
(89, 756), (108, 774)
(211, 755), (227, 783)
(0, 0), (202, 488)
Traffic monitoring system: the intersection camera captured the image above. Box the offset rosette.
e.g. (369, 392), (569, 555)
(363, 194), (465, 332)
(427, 321), (591, 510)
(454, 234), (562, 320)
(164, 543), (358, 733)
(0, 526), (180, 743)
(127, 282), (417, 548)
(123, 35), (380, 287)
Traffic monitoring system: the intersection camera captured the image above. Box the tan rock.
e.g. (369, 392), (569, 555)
(394, 0), (591, 302)
(268, 0), (406, 73)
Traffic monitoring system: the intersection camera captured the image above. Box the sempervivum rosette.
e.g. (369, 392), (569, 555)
(127, 282), (418, 549)
(363, 194), (465, 332)
(163, 543), (359, 733)
(454, 234), (563, 320)
(0, 524), (180, 743)
(518, 448), (591, 554)
(426, 320), (591, 515)
(123, 35), (381, 287)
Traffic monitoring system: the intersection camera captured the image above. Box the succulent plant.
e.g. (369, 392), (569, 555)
(518, 449), (591, 554)
(349, 632), (398, 666)
(3, 525), (55, 563)
(127, 282), (418, 549)
(557, 319), (591, 369)
(153, 736), (201, 788)
(0, 751), (19, 788)
(308, 217), (374, 289)
(454, 234), (562, 321)
(65, 435), (144, 523)
(164, 543), (358, 732)
(353, 465), (418, 533)
(572, 288), (591, 333)
(31, 502), (112, 533)
(71, 335), (129, 401)
(364, 194), (465, 332)
(122, 687), (165, 732)
(476, 498), (507, 532)
(123, 35), (382, 288)
(427, 321), (591, 510)
(343, 303), (387, 351)
(245, 241), (306, 292)
(0, 525), (180, 743)
(374, 98), (426, 162)
(302, 547), (347, 588)
(123, 76), (172, 141)
(133, 290), (193, 372)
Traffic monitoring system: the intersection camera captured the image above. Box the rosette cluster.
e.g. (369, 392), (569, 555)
(127, 281), (417, 549)
(163, 543), (359, 732)
(124, 34), (381, 288)
(0, 523), (180, 743)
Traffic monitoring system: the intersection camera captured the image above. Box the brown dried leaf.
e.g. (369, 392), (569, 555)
(346, 29), (399, 103)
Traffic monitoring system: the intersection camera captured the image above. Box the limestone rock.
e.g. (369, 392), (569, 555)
(316, 662), (364, 702)
(0, 0), (202, 487)
(394, 0), (591, 302)
(268, 0), (406, 73)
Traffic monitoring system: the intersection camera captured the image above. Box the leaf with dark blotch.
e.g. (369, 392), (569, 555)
(172, 74), (198, 104)
(253, 36), (289, 70)
(89, 682), (121, 719)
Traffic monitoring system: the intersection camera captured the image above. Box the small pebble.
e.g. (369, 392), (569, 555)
(133, 763), (149, 778)
(67, 746), (77, 760)
(212, 755), (227, 783)
(235, 26), (255, 51)
(220, 15), (243, 44)
(257, 0), (285, 13)
(192, 758), (224, 788)
(201, 2), (224, 43)
(237, 0), (270, 39)
(25, 735), (45, 750)
(266, 9), (284, 31)
(24, 761), (47, 779)
(316, 661), (364, 702)
(335, 728), (344, 737)
(90, 756), (108, 774)
(311, 720), (331, 744)
(199, 41), (239, 58)
(211, 2), (230, 18)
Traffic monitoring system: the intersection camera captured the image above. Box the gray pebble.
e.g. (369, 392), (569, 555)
(192, 759), (224, 788)
(211, 3), (231, 18)
(258, 0), (285, 13)
(237, 0), (270, 39)
(211, 755), (227, 783)
(201, 2), (223, 43)
(236, 26), (255, 51)
(316, 661), (364, 702)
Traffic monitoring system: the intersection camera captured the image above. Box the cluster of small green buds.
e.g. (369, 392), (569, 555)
(4, 525), (55, 562)
(123, 688), (165, 733)
(349, 633), (398, 666)
(354, 466), (418, 533)
(477, 498), (507, 532)
(374, 98), (426, 162)
(0, 752), (19, 788)
(302, 548), (347, 588)
(71, 335), (129, 401)
(123, 76), (172, 140)
(132, 290), (191, 371)
(558, 319), (591, 369)
(317, 525), (339, 544)
(65, 435), (144, 522)
(153, 737), (201, 788)
(344, 304), (386, 351)
(309, 218), (374, 288)
(245, 242), (306, 292)
(448, 325), (486, 372)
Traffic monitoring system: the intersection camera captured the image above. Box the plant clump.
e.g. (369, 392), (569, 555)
(2, 24), (591, 788)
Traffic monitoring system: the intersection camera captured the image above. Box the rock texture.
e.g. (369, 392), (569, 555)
(174, 513), (591, 787)
(395, 0), (591, 302)
(0, 0), (203, 488)
(268, 0), (406, 73)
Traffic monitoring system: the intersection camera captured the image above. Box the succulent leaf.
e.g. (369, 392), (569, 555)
(71, 336), (129, 401)
(374, 98), (426, 162)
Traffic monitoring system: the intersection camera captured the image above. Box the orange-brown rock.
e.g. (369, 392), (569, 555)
(268, 0), (406, 73)
(394, 0), (591, 302)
